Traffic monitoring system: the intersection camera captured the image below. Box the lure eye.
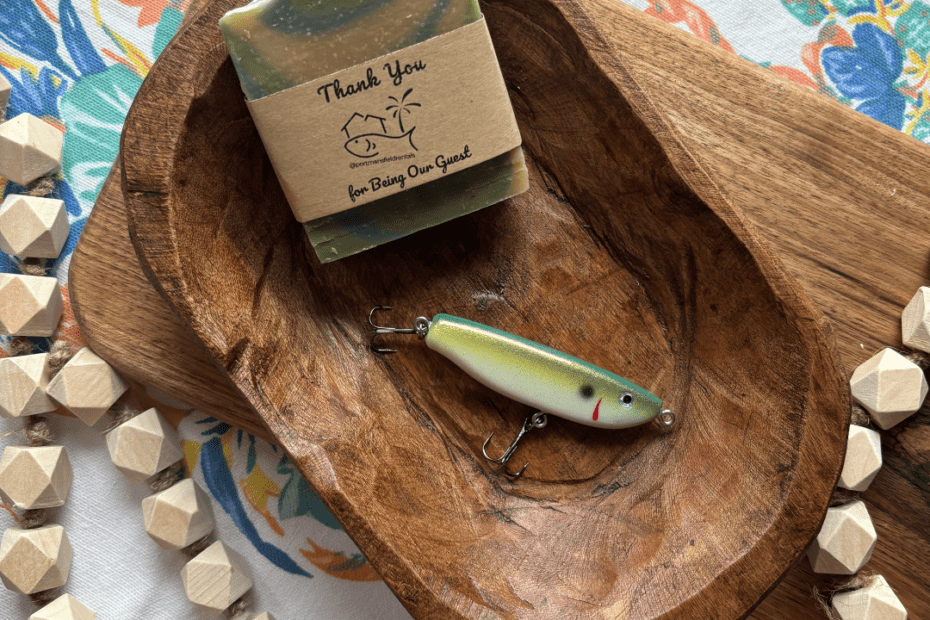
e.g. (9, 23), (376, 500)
(579, 385), (595, 399)
(620, 392), (635, 407)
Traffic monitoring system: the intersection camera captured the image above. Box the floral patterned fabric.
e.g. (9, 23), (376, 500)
(0, 1), (928, 618)
(629, 0), (930, 136)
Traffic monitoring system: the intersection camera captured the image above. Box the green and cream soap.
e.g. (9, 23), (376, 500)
(219, 0), (528, 263)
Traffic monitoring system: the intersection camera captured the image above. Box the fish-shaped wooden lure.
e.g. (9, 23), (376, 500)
(424, 314), (663, 429)
(373, 310), (667, 429)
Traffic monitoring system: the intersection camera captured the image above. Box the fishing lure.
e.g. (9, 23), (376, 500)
(369, 307), (675, 477)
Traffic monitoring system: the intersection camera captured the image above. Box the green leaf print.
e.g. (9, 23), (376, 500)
(912, 111), (930, 142)
(780, 0), (828, 27)
(277, 456), (342, 529)
(60, 64), (143, 205)
(896, 2), (930, 60)
(153, 8), (183, 59)
(831, 0), (873, 18)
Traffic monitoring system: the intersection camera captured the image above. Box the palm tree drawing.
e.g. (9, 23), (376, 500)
(386, 88), (421, 133)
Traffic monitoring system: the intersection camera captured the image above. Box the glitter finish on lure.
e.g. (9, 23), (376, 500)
(425, 314), (664, 429)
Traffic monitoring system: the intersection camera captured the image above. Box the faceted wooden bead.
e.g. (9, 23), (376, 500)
(0, 525), (72, 594)
(849, 348), (928, 430)
(0, 195), (69, 258)
(0, 73), (10, 119)
(0, 446), (72, 510)
(0, 353), (55, 419)
(106, 407), (183, 482)
(0, 274), (62, 337)
(838, 425), (883, 492)
(46, 347), (129, 426)
(181, 541), (253, 616)
(142, 478), (214, 549)
(29, 593), (97, 620)
(0, 113), (63, 186)
(807, 500), (877, 575)
(902, 286), (930, 353)
(832, 575), (907, 620)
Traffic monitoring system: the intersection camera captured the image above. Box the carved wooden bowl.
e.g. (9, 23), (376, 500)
(121, 0), (850, 617)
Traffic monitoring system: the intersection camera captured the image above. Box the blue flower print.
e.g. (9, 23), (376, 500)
(0, 66), (67, 122)
(822, 23), (907, 129)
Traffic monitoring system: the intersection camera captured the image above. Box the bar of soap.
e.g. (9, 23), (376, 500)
(220, 0), (528, 263)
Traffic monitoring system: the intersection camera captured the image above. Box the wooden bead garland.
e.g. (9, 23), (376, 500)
(180, 540), (254, 616)
(142, 477), (215, 550)
(0, 274), (63, 337)
(0, 446), (72, 510)
(28, 593), (97, 620)
(0, 349), (80, 608)
(45, 347), (129, 426)
(849, 348), (927, 430)
(0, 195), (69, 259)
(811, 286), (930, 617)
(0, 524), (72, 594)
(105, 407), (184, 482)
(0, 88), (92, 616)
(103, 404), (271, 618)
(0, 353), (54, 419)
(38, 349), (273, 618)
(831, 575), (907, 620)
(808, 500), (876, 575)
(0, 113), (63, 187)
(837, 426), (882, 493)
(901, 286), (930, 354)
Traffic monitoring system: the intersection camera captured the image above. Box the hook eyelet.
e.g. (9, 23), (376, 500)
(369, 306), (432, 353)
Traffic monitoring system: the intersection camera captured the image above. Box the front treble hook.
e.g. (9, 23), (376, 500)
(368, 306), (431, 354)
(482, 412), (548, 479)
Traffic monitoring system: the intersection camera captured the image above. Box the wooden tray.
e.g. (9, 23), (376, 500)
(68, 0), (930, 617)
(115, 0), (849, 617)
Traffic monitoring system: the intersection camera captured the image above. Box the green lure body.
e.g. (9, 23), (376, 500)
(424, 314), (663, 429)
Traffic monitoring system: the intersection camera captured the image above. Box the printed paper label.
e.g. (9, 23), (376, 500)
(246, 18), (523, 223)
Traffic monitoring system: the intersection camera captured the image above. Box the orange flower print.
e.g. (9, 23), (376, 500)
(116, 0), (171, 27)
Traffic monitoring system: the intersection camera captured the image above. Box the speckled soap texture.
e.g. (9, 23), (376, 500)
(219, 0), (528, 262)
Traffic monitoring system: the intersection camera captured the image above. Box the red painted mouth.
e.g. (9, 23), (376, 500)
(592, 398), (602, 421)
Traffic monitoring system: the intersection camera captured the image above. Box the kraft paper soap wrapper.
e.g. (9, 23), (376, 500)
(220, 0), (529, 263)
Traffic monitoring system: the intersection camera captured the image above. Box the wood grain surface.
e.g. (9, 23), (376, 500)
(66, 0), (930, 618)
(117, 0), (849, 617)
(68, 161), (270, 441)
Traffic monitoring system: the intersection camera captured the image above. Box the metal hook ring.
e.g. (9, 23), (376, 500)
(413, 316), (431, 338)
(656, 410), (676, 428)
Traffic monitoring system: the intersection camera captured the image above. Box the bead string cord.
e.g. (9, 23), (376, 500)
(805, 301), (930, 618)
(813, 572), (880, 618)
(0, 79), (274, 619)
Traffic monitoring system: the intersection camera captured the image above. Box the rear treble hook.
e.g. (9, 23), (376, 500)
(368, 306), (431, 354)
(482, 412), (548, 479)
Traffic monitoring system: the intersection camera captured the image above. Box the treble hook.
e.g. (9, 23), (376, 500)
(368, 306), (431, 354)
(482, 412), (548, 479)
